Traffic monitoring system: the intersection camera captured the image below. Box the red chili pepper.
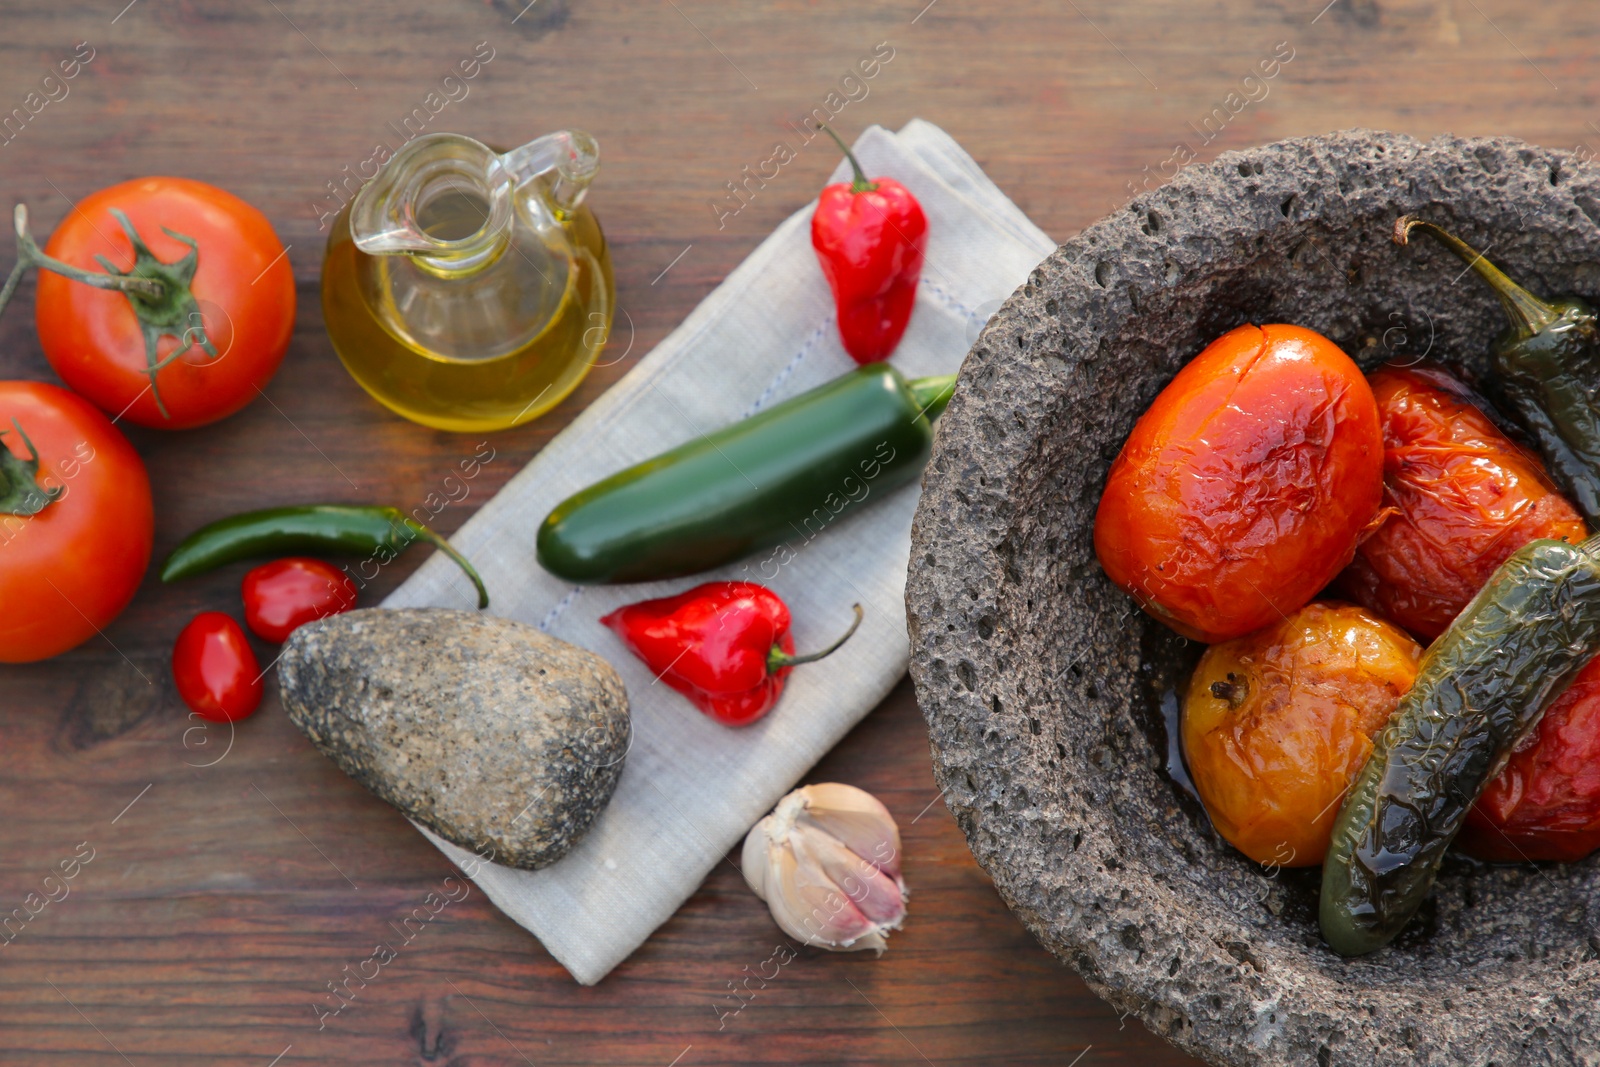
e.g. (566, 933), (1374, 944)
(241, 557), (359, 643)
(810, 124), (928, 364)
(601, 581), (863, 727)
(172, 611), (263, 723)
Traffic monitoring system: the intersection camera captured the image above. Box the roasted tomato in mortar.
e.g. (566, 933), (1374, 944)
(1340, 365), (1588, 642)
(1457, 654), (1600, 862)
(1183, 601), (1423, 866)
(33, 178), (295, 429)
(0, 381), (154, 663)
(1095, 324), (1384, 642)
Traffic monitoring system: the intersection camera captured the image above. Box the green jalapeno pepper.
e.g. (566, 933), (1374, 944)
(1320, 531), (1600, 956)
(1395, 216), (1600, 525)
(536, 364), (957, 584)
(161, 505), (489, 609)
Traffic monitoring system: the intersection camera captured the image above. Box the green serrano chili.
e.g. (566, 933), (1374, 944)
(1396, 216), (1600, 525)
(161, 505), (489, 609)
(537, 364), (958, 584)
(1320, 532), (1600, 956)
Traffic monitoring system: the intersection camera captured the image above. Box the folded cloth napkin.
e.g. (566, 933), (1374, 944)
(384, 119), (1055, 984)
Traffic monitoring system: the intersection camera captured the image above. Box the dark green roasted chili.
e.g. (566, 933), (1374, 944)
(1395, 216), (1600, 525)
(537, 364), (957, 584)
(1320, 531), (1600, 956)
(161, 505), (489, 609)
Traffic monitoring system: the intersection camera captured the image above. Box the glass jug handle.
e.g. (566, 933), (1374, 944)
(493, 130), (600, 221)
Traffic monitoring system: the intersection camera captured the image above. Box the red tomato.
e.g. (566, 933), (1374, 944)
(1094, 324), (1385, 643)
(36, 177), (295, 429)
(1183, 601), (1422, 866)
(1340, 365), (1588, 642)
(172, 612), (263, 722)
(242, 557), (358, 643)
(1458, 654), (1600, 863)
(0, 381), (154, 663)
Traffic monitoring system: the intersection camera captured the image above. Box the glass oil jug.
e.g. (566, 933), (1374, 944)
(321, 130), (614, 432)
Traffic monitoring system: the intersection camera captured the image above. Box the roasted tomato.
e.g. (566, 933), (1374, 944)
(1458, 654), (1600, 862)
(1095, 324), (1384, 642)
(34, 177), (295, 429)
(1183, 601), (1423, 866)
(0, 381), (154, 663)
(1339, 365), (1588, 642)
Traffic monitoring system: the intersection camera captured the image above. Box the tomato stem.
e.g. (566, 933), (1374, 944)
(0, 205), (166, 316)
(1210, 674), (1249, 708)
(0, 203), (218, 421)
(0, 418), (64, 517)
(816, 124), (878, 194)
(768, 603), (863, 672)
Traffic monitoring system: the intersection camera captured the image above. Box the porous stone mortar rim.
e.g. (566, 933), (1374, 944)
(906, 129), (1600, 1067)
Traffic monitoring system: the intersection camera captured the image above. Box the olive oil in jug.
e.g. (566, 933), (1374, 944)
(321, 130), (614, 433)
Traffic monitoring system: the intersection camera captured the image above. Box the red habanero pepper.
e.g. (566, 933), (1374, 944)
(810, 124), (927, 364)
(601, 582), (862, 727)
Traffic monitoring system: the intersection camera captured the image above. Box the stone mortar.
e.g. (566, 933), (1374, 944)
(906, 130), (1600, 1066)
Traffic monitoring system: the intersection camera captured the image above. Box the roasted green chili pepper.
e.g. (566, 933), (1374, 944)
(1395, 216), (1600, 525)
(161, 505), (489, 609)
(1320, 531), (1600, 956)
(537, 364), (957, 584)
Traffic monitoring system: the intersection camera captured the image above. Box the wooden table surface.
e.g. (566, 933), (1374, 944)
(3, 1), (1597, 1063)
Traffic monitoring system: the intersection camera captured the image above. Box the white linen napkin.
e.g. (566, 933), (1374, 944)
(384, 119), (1055, 984)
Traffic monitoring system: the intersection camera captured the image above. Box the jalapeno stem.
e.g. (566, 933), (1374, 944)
(400, 518), (490, 610)
(908, 373), (958, 422)
(816, 123), (878, 194)
(768, 603), (863, 672)
(1393, 216), (1561, 339)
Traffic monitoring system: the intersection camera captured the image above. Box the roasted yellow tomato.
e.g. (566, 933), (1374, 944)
(1182, 601), (1422, 866)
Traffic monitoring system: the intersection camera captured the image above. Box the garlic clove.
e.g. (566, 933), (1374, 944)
(741, 813), (774, 900)
(793, 783), (904, 880)
(791, 821), (906, 925)
(739, 782), (908, 954)
(769, 835), (884, 949)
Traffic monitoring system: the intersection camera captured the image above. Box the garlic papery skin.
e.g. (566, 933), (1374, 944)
(741, 783), (907, 954)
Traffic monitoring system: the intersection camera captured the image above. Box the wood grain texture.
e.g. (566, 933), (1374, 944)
(1, 0), (1597, 1062)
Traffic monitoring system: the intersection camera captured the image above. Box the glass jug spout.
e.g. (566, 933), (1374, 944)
(325, 128), (614, 432)
(348, 130), (600, 276)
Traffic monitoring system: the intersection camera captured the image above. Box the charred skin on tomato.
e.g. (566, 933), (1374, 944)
(1339, 364), (1588, 642)
(1182, 601), (1422, 867)
(1459, 652), (1600, 863)
(1094, 324), (1384, 643)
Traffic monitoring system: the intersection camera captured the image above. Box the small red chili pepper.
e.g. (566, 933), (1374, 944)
(810, 124), (928, 364)
(242, 557), (359, 643)
(172, 611), (263, 723)
(601, 581), (863, 727)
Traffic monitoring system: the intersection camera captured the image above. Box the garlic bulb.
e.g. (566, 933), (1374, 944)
(741, 782), (907, 954)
